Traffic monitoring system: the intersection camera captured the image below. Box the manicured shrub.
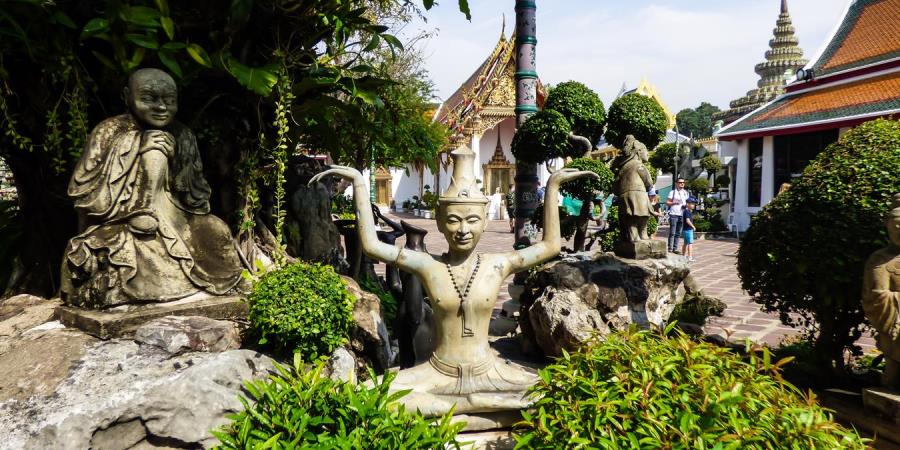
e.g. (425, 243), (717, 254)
(213, 359), (463, 449)
(544, 81), (606, 145)
(511, 109), (571, 164)
(360, 277), (398, 330)
(605, 93), (669, 150)
(560, 158), (614, 201)
(715, 173), (730, 188)
(515, 328), (868, 449)
(531, 203), (577, 240)
(685, 177), (709, 197)
(649, 142), (677, 173)
(737, 118), (900, 370)
(248, 263), (356, 359)
(700, 154), (721, 173)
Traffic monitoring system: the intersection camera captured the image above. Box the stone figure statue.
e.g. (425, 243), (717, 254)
(373, 204), (405, 294)
(611, 135), (665, 259)
(310, 145), (598, 417)
(396, 220), (433, 368)
(61, 68), (244, 308)
(862, 193), (900, 389)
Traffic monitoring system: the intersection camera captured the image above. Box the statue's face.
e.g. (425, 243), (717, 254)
(125, 69), (178, 128)
(888, 215), (900, 247)
(438, 203), (487, 253)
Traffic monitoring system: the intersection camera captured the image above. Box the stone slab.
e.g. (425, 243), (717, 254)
(614, 239), (667, 260)
(453, 410), (523, 432)
(56, 295), (247, 339)
(457, 429), (516, 450)
(863, 387), (900, 424)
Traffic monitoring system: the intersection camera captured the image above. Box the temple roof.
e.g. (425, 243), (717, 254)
(619, 77), (677, 128)
(434, 27), (545, 141)
(717, 0), (900, 140)
(713, 0), (808, 125)
(805, 0), (900, 78)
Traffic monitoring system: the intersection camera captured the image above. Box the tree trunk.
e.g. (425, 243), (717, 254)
(572, 199), (593, 252)
(3, 149), (77, 297)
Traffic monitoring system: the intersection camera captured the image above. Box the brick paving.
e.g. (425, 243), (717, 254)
(370, 212), (875, 350)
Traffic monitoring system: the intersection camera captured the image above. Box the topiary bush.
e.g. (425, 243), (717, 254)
(685, 178), (710, 197)
(737, 118), (900, 370)
(700, 154), (721, 173)
(649, 142), (677, 173)
(544, 81), (606, 146)
(531, 203), (577, 240)
(248, 263), (356, 359)
(511, 109), (571, 164)
(605, 93), (669, 150)
(213, 358), (464, 449)
(560, 158), (614, 201)
(515, 328), (868, 449)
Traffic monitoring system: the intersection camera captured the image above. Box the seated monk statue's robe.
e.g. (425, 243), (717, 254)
(862, 248), (900, 362)
(61, 113), (244, 308)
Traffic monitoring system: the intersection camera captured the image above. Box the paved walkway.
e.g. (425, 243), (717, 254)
(371, 212), (875, 349)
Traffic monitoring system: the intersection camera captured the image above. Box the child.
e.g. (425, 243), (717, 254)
(681, 197), (698, 262)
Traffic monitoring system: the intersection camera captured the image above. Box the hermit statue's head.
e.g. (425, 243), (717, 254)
(124, 68), (178, 128)
(888, 193), (900, 247)
(623, 135), (649, 163)
(437, 145), (488, 253)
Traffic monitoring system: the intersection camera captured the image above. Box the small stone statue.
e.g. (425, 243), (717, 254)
(310, 145), (598, 417)
(611, 135), (665, 259)
(862, 193), (900, 389)
(61, 68), (244, 308)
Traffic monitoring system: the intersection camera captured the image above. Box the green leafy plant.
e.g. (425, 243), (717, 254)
(515, 328), (868, 449)
(560, 158), (613, 201)
(331, 194), (355, 215)
(597, 205), (658, 252)
(544, 81), (606, 146)
(685, 178), (710, 197)
(700, 154), (721, 173)
(648, 142), (677, 173)
(737, 118), (900, 371)
(605, 93), (669, 150)
(531, 204), (577, 240)
(360, 277), (398, 330)
(511, 110), (571, 164)
(715, 173), (731, 189)
(248, 263), (356, 359)
(213, 357), (464, 449)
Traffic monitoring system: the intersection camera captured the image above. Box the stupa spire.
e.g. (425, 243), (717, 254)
(713, 0), (808, 125)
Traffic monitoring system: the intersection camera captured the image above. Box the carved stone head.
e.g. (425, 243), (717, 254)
(437, 145), (488, 253)
(124, 68), (178, 129)
(888, 193), (900, 247)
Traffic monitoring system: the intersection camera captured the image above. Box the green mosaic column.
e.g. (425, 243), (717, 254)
(513, 0), (539, 247)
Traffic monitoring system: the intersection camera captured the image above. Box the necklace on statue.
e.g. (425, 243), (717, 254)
(445, 254), (481, 337)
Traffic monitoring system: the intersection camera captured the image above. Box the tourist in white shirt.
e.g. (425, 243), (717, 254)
(666, 178), (690, 253)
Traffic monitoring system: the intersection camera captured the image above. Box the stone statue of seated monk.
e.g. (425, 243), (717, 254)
(310, 145), (598, 417)
(863, 193), (900, 389)
(61, 68), (245, 309)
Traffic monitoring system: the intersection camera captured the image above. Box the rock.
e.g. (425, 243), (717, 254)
(343, 276), (394, 374)
(520, 252), (692, 357)
(134, 316), (240, 355)
(325, 347), (357, 383)
(0, 329), (97, 403)
(0, 333), (275, 449)
(0, 295), (61, 354)
(863, 387), (900, 424)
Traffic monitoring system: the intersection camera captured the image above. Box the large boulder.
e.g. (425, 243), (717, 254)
(520, 252), (694, 357)
(342, 276), (394, 375)
(0, 330), (274, 449)
(134, 315), (241, 355)
(0, 294), (61, 355)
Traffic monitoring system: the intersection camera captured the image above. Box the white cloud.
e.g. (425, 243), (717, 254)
(409, 0), (848, 112)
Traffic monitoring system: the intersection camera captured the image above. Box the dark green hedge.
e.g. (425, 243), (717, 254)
(560, 158), (614, 201)
(544, 81), (606, 146)
(605, 93), (669, 150)
(511, 109), (571, 164)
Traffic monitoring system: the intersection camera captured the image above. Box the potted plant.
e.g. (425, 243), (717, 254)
(400, 199), (411, 213)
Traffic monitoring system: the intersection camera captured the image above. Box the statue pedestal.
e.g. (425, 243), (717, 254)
(56, 294), (247, 339)
(863, 387), (900, 424)
(613, 239), (667, 260)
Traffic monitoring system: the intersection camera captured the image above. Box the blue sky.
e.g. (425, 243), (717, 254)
(404, 0), (848, 112)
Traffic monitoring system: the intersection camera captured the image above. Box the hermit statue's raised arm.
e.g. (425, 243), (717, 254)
(505, 168), (599, 274)
(309, 166), (431, 274)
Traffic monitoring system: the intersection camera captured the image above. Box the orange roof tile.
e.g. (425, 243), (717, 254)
(815, 0), (900, 76)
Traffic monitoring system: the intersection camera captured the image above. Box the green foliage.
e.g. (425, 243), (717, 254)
(715, 173), (731, 188)
(544, 81), (606, 145)
(511, 110), (572, 164)
(331, 194), (355, 215)
(700, 154), (721, 172)
(560, 158), (614, 201)
(685, 178), (710, 197)
(737, 119), (900, 368)
(515, 328), (868, 449)
(675, 102), (722, 138)
(359, 277), (397, 330)
(670, 293), (726, 327)
(422, 190), (438, 211)
(248, 263), (356, 359)
(213, 358), (464, 449)
(531, 204), (577, 240)
(605, 94), (669, 150)
(649, 143), (677, 174)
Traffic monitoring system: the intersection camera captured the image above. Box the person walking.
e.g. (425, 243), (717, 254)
(666, 178), (690, 253)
